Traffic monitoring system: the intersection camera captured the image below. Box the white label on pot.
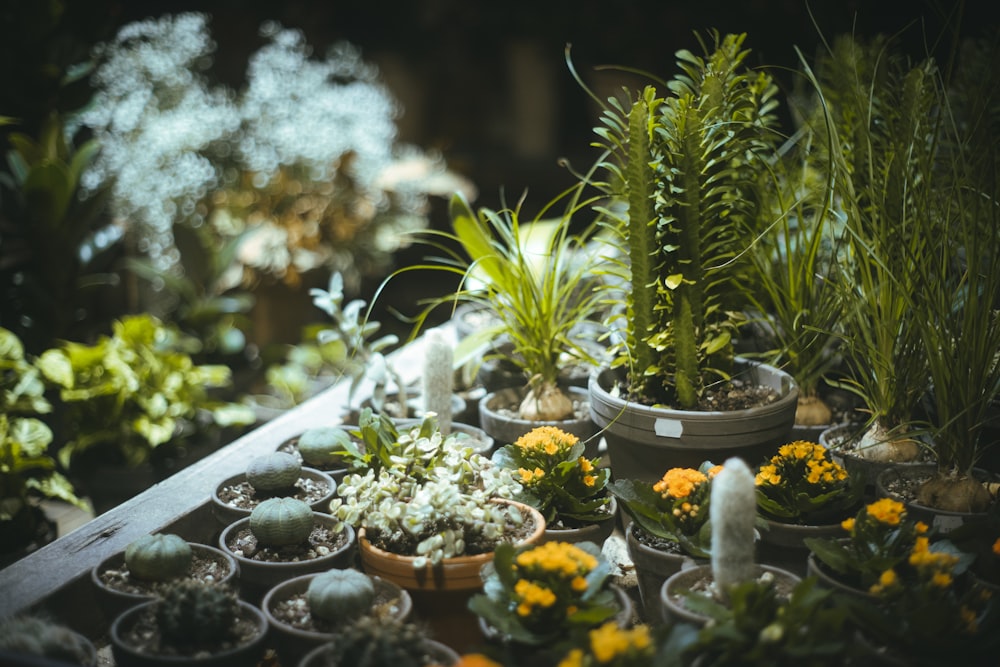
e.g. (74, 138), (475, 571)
(654, 418), (683, 438)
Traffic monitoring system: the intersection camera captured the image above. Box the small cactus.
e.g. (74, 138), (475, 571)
(246, 452), (302, 492)
(0, 615), (96, 666)
(155, 580), (240, 647)
(249, 497), (314, 547)
(124, 533), (193, 582)
(297, 426), (353, 467)
(310, 616), (434, 667)
(421, 327), (454, 434)
(710, 457), (757, 592)
(306, 569), (377, 622)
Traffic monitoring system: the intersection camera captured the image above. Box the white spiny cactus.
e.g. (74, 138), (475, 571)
(421, 327), (454, 433)
(710, 457), (757, 592)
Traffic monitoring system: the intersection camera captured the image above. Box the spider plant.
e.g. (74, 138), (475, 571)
(816, 34), (941, 462)
(385, 183), (609, 422)
(581, 31), (781, 409)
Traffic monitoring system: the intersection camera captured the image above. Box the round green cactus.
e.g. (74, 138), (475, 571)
(124, 533), (193, 582)
(246, 452), (301, 492)
(249, 497), (314, 547)
(297, 427), (352, 467)
(306, 569), (376, 622)
(155, 580), (239, 647)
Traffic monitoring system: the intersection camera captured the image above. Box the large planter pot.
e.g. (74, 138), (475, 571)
(589, 362), (798, 482)
(659, 563), (801, 627)
(218, 513), (356, 604)
(479, 386), (600, 457)
(297, 638), (460, 667)
(756, 517), (847, 579)
(210, 467), (337, 528)
(91, 543), (239, 623)
(262, 572), (412, 667)
(540, 497), (618, 548)
(625, 523), (705, 623)
(357, 499), (545, 654)
(874, 464), (997, 533)
(110, 598), (269, 667)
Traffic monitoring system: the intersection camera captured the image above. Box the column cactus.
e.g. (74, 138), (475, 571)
(124, 533), (193, 582)
(249, 497), (314, 547)
(246, 452), (302, 493)
(710, 457), (757, 593)
(306, 569), (376, 623)
(154, 580), (240, 647)
(420, 327), (454, 434)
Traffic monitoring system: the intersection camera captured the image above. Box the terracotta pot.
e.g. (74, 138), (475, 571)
(91, 543), (239, 624)
(297, 638), (460, 667)
(479, 386), (600, 457)
(625, 523), (705, 623)
(659, 563), (801, 627)
(109, 598), (268, 667)
(218, 513), (356, 604)
(874, 463), (997, 534)
(262, 572), (412, 666)
(756, 517), (847, 578)
(210, 467), (337, 528)
(589, 362), (798, 483)
(357, 499), (545, 653)
(540, 498), (618, 548)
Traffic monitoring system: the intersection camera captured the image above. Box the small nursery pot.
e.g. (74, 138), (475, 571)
(660, 564), (801, 627)
(262, 572), (412, 666)
(210, 467), (337, 528)
(625, 523), (705, 622)
(91, 543), (239, 623)
(478, 386), (599, 456)
(540, 498), (618, 548)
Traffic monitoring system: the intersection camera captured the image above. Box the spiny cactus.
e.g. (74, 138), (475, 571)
(297, 426), (353, 468)
(710, 457), (757, 592)
(306, 569), (376, 623)
(155, 580), (240, 647)
(421, 327), (454, 434)
(249, 497), (314, 547)
(310, 616), (434, 667)
(124, 533), (193, 582)
(0, 614), (96, 666)
(246, 452), (302, 492)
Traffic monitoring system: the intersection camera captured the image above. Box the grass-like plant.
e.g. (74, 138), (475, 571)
(388, 184), (608, 422)
(581, 31), (781, 408)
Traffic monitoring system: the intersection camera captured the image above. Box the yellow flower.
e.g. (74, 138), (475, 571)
(841, 517), (856, 532)
(514, 579), (557, 612)
(578, 457), (594, 473)
(453, 655), (504, 667)
(588, 622), (651, 662)
(931, 571), (953, 588)
(583, 474), (596, 487)
(869, 568), (898, 595)
(556, 649), (584, 667)
(653, 468), (708, 499)
(571, 576), (588, 592)
(915, 521), (929, 535)
(865, 498), (905, 526)
(515, 426), (578, 455)
(707, 464), (724, 478)
(515, 542), (598, 577)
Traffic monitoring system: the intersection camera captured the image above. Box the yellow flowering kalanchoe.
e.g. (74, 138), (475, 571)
(468, 540), (620, 646)
(755, 441), (861, 524)
(608, 462), (721, 558)
(493, 426), (611, 528)
(556, 622), (654, 667)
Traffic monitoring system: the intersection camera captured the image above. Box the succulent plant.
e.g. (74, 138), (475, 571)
(308, 616), (435, 667)
(246, 452), (302, 493)
(0, 614), (96, 666)
(249, 497), (314, 547)
(297, 426), (354, 468)
(124, 533), (193, 582)
(306, 569), (377, 623)
(710, 458), (757, 592)
(155, 580), (240, 647)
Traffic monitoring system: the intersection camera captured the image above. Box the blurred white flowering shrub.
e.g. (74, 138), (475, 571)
(78, 13), (467, 314)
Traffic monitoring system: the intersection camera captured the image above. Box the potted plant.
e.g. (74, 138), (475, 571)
(660, 458), (801, 627)
(469, 540), (631, 662)
(389, 184), (608, 446)
(492, 426), (615, 545)
(218, 496), (356, 603)
(550, 621), (658, 667)
(109, 578), (268, 667)
(754, 440), (864, 575)
(0, 613), (98, 666)
(298, 615), (460, 667)
(262, 568), (412, 666)
(210, 451), (337, 527)
(328, 411), (544, 651)
(0, 327), (88, 567)
(579, 32), (799, 480)
(91, 532), (239, 622)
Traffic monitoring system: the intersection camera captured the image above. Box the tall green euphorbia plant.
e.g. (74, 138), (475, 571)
(589, 32), (779, 408)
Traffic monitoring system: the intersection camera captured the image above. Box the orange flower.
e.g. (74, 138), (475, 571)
(993, 538), (1000, 557)
(653, 467), (708, 499)
(453, 655), (504, 667)
(865, 498), (905, 526)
